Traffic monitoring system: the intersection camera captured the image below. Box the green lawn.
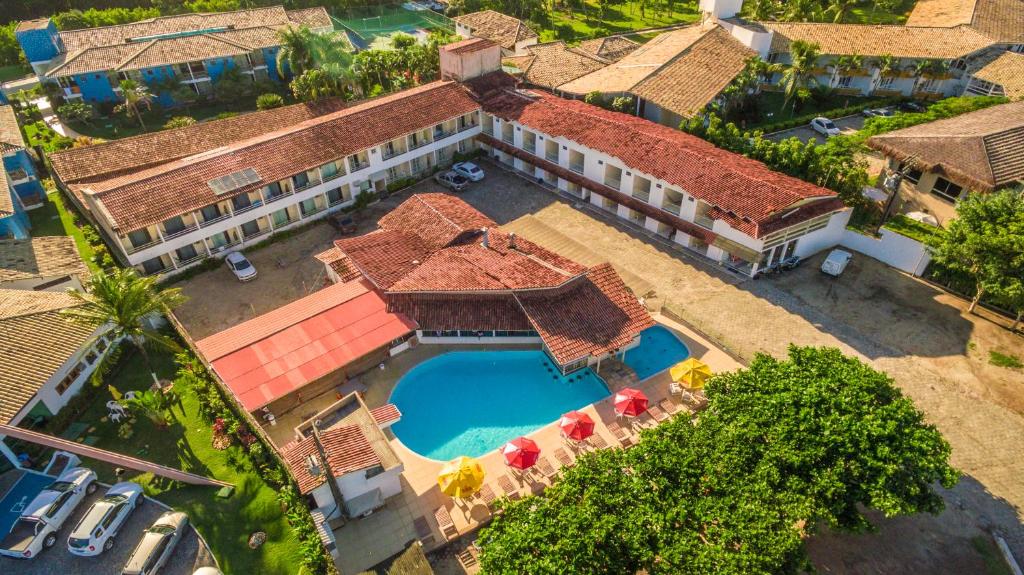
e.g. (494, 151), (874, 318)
(539, 1), (701, 42)
(28, 191), (98, 271)
(22, 120), (72, 154)
(882, 214), (945, 244)
(0, 64), (31, 83)
(43, 349), (304, 575)
(845, 0), (918, 24)
(746, 91), (879, 129)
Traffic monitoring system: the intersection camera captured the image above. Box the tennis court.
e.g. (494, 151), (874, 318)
(332, 3), (454, 50)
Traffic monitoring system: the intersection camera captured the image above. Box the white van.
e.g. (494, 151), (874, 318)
(821, 249), (853, 277)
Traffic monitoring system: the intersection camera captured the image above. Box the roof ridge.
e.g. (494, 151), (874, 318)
(412, 194), (468, 239)
(114, 39), (159, 71)
(59, 5), (286, 38)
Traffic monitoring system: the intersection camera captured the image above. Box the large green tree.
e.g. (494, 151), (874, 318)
(116, 79), (154, 130)
(479, 346), (957, 574)
(63, 268), (187, 385)
(928, 188), (1024, 313)
(774, 39), (821, 115)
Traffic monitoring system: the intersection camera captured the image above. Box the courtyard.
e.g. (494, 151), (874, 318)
(170, 160), (1024, 573)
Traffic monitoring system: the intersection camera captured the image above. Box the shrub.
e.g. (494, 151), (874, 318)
(57, 101), (94, 125)
(256, 93), (285, 111)
(215, 111), (239, 120)
(163, 115), (196, 129)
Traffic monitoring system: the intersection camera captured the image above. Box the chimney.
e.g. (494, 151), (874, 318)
(509, 232), (517, 250)
(439, 38), (502, 82)
(481, 227), (490, 248)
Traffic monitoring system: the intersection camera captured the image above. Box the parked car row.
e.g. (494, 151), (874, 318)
(0, 466), (190, 574)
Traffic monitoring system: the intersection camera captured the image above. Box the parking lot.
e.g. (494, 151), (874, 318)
(0, 471), (209, 575)
(765, 113), (865, 143)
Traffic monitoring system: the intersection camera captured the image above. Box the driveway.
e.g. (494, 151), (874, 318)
(765, 113), (865, 143)
(452, 160), (1024, 572)
(0, 483), (210, 575)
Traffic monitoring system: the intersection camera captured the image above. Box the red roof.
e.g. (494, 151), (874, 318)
(387, 293), (533, 331)
(196, 281), (417, 411)
(283, 425), (381, 495)
(479, 85), (840, 235)
(370, 404), (402, 426)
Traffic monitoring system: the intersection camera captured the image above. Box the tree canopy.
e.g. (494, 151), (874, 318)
(479, 346), (957, 574)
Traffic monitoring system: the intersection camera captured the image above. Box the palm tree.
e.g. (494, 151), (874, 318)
(124, 389), (177, 427)
(291, 69), (342, 102)
(826, 0), (857, 22)
(276, 26), (317, 78)
(62, 268), (187, 386)
(776, 40), (822, 115)
(783, 0), (822, 21)
(870, 53), (898, 91)
(117, 79), (154, 130)
(830, 53), (862, 86)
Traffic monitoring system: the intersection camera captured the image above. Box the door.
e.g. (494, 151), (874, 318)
(374, 179), (386, 192)
(769, 244), (784, 265)
(783, 241), (797, 260)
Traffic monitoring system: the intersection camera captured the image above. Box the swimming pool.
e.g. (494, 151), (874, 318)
(389, 351), (610, 460)
(621, 325), (691, 380)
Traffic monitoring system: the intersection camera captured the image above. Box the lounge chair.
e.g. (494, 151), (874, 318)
(433, 506), (458, 540)
(478, 484), (497, 508)
(658, 398), (680, 415)
(497, 474), (521, 501)
(607, 422), (635, 447)
(648, 404), (669, 423)
(457, 548), (478, 569)
(554, 447), (574, 467)
(536, 456), (557, 480)
(588, 433), (609, 450)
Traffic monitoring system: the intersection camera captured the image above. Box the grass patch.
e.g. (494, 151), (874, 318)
(0, 64), (31, 83)
(44, 348), (304, 574)
(28, 191), (99, 271)
(22, 120), (72, 154)
(747, 91), (880, 130)
(882, 214), (944, 244)
(970, 535), (1014, 575)
(539, 1), (701, 42)
(845, 0), (917, 24)
(988, 350), (1023, 369)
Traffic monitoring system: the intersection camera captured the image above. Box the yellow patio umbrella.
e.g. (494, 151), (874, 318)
(437, 456), (485, 499)
(670, 358), (712, 390)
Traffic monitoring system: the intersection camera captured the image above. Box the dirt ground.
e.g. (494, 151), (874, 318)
(171, 160), (1024, 572)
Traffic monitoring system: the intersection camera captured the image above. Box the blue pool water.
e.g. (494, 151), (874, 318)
(389, 351), (610, 460)
(621, 325), (691, 380)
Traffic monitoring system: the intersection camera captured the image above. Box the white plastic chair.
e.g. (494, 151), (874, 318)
(108, 411), (123, 423)
(106, 400), (126, 414)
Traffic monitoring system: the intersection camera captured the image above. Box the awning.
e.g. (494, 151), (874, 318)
(711, 236), (760, 264)
(345, 487), (384, 518)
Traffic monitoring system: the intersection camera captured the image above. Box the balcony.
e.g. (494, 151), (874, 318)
(233, 200), (263, 215)
(604, 178), (621, 190)
(301, 204), (326, 218)
(175, 252), (206, 268)
(524, 143), (536, 154)
(125, 238), (162, 255)
(198, 212), (231, 227)
(243, 228), (270, 240)
(570, 162), (584, 174)
(694, 214), (715, 229)
(208, 238), (241, 254)
(381, 146), (405, 160)
(293, 178), (320, 193)
(545, 151), (559, 163)
(349, 160), (369, 173)
(458, 119), (478, 132)
(501, 132), (514, 144)
(408, 137), (431, 152)
(322, 168), (344, 182)
(264, 190), (294, 204)
(661, 202), (682, 216)
(161, 223), (199, 241)
(632, 189), (650, 203)
(434, 127), (455, 140)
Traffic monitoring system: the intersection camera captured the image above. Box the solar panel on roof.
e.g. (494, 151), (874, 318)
(207, 168), (260, 195)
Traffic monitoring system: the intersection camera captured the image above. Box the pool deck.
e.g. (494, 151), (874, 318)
(324, 315), (742, 574)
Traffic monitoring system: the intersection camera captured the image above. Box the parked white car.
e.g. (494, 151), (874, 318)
(821, 249), (853, 277)
(123, 511), (189, 575)
(225, 251), (257, 282)
(452, 161), (485, 182)
(0, 467), (97, 559)
(435, 170), (470, 191)
(810, 117), (841, 137)
(67, 481), (144, 556)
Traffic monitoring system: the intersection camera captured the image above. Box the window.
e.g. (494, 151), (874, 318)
(127, 229), (153, 249)
(240, 219), (262, 237)
(162, 216), (186, 235)
(877, 76), (895, 89)
(56, 362), (85, 395)
(46, 491), (74, 517)
(175, 244), (198, 262)
(365, 465), (385, 479)
(930, 177), (963, 202)
(898, 162), (923, 184)
(836, 76), (852, 88)
(321, 160), (341, 180)
(140, 256), (166, 276)
(327, 185), (351, 205)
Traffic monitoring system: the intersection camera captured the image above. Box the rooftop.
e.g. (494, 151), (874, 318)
(866, 100), (1024, 192)
(78, 80), (479, 232)
(0, 105), (26, 154)
(441, 37), (498, 55)
(0, 237), (90, 285)
(970, 50), (1024, 99)
(0, 289), (95, 424)
(195, 280), (417, 412)
(764, 22), (995, 58)
(907, 0), (1024, 44)
(576, 35), (641, 61)
(502, 42), (609, 90)
(453, 10), (538, 50)
(44, 6), (330, 78)
(479, 84), (840, 235)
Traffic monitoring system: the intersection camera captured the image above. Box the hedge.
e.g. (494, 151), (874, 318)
(759, 97), (899, 135)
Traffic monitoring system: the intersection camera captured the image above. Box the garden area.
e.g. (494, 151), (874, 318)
(29, 346), (314, 575)
(536, 0), (701, 41)
(26, 188), (100, 271)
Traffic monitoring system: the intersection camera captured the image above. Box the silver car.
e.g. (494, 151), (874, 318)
(122, 511), (189, 575)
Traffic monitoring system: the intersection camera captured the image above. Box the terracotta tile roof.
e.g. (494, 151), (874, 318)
(866, 100), (1024, 192)
(479, 87), (838, 232)
(314, 247), (364, 282)
(503, 42), (609, 90)
(516, 263), (654, 364)
(0, 289), (95, 424)
(84, 81), (480, 232)
(454, 10), (537, 50)
(377, 192), (495, 250)
(442, 37), (498, 54)
(559, 25), (710, 95)
(632, 26), (754, 119)
(57, 6), (328, 53)
(971, 50), (1024, 99)
(0, 105), (25, 154)
(51, 99), (344, 186)
(577, 36), (641, 61)
(908, 0), (1024, 44)
(0, 237), (89, 285)
(386, 293), (533, 331)
(764, 22), (995, 58)
(283, 425), (379, 494)
(335, 230), (436, 290)
(906, 0), (978, 27)
(0, 173), (13, 217)
(15, 19), (50, 33)
(369, 404), (401, 426)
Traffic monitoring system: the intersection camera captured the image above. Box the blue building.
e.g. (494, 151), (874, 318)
(0, 105), (44, 239)
(15, 6), (332, 106)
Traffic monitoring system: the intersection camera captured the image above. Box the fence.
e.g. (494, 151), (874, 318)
(839, 227), (932, 277)
(332, 3), (453, 50)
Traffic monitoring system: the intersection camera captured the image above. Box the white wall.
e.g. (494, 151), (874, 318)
(792, 208), (851, 259)
(839, 227), (932, 276)
(338, 465), (404, 503)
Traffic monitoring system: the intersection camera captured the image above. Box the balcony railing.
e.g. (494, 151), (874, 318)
(604, 177), (621, 190)
(243, 228), (271, 240)
(501, 133), (514, 144)
(349, 160), (369, 173)
(661, 202), (682, 216)
(198, 212), (231, 227)
(545, 151), (559, 162)
(458, 120), (479, 132)
(125, 238), (162, 255)
(632, 190), (650, 203)
(161, 223), (199, 241)
(381, 146), (405, 160)
(694, 215), (715, 229)
(322, 169), (345, 182)
(408, 137), (431, 151)
(208, 239), (241, 254)
(233, 200), (263, 215)
(434, 128), (455, 140)
(175, 253), (206, 268)
(328, 195), (350, 207)
(570, 162), (584, 174)
(524, 143), (536, 154)
(301, 205), (326, 218)
(264, 190), (294, 204)
(293, 179), (320, 193)
(272, 216), (297, 228)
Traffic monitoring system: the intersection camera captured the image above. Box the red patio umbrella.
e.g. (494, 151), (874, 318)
(502, 437), (541, 470)
(614, 388), (649, 417)
(559, 411), (595, 441)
